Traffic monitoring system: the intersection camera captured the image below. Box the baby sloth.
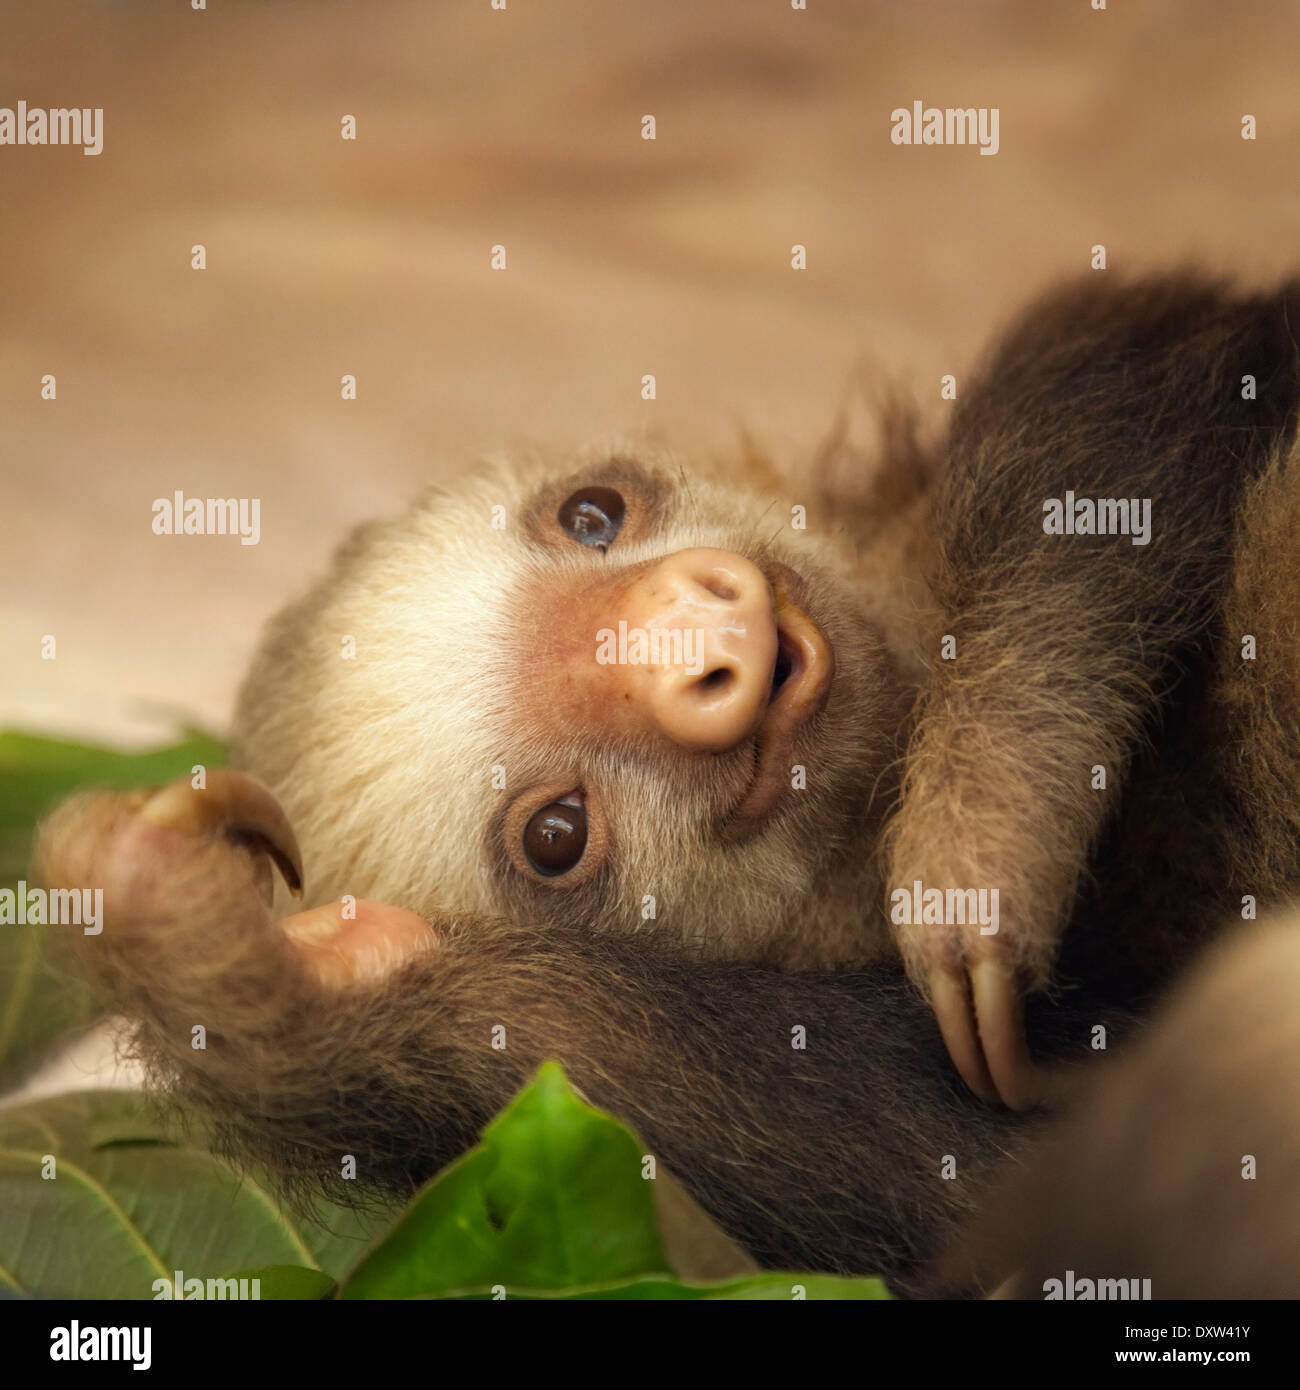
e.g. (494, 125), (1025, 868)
(39, 272), (1300, 1295)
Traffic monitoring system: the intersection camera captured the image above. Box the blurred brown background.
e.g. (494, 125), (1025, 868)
(3, 0), (1298, 745)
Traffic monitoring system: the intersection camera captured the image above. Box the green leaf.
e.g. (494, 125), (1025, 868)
(0, 729), (226, 1087)
(340, 1061), (668, 1299)
(0, 1090), (393, 1298)
(223, 1265), (337, 1300)
(338, 1062), (892, 1301)
(88, 1109), (179, 1151)
(0, 1073), (893, 1302)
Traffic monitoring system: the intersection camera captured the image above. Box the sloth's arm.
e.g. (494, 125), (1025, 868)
(36, 772), (1027, 1292)
(886, 274), (1300, 1108)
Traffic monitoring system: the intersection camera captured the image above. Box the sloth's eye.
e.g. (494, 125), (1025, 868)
(523, 799), (589, 875)
(557, 487), (625, 551)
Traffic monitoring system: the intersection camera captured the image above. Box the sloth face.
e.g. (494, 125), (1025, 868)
(233, 449), (909, 965)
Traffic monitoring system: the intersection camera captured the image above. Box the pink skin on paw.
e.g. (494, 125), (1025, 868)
(279, 899), (436, 988)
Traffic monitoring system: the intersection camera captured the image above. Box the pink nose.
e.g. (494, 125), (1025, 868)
(608, 548), (779, 752)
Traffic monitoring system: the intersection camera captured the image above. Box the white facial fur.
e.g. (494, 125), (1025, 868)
(234, 446), (914, 967)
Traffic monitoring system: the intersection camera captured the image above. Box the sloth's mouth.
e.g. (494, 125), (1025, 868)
(724, 564), (834, 842)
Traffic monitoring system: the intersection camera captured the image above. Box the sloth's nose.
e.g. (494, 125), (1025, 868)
(611, 548), (779, 752)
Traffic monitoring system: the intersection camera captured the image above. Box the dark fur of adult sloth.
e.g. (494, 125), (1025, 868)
(38, 273), (1300, 1297)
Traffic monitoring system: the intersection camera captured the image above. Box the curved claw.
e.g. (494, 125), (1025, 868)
(138, 770), (304, 897)
(929, 959), (1045, 1110)
(929, 966), (998, 1103)
(971, 960), (1042, 1112)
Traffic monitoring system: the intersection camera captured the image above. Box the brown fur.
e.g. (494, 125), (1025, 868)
(35, 272), (1300, 1295)
(942, 915), (1300, 1299)
(886, 273), (1300, 994)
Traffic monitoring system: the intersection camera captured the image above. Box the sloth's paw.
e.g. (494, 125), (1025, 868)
(892, 901), (1046, 1112)
(37, 770), (434, 990)
(36, 769), (304, 932)
(133, 769), (305, 899)
(103, 771), (431, 987)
